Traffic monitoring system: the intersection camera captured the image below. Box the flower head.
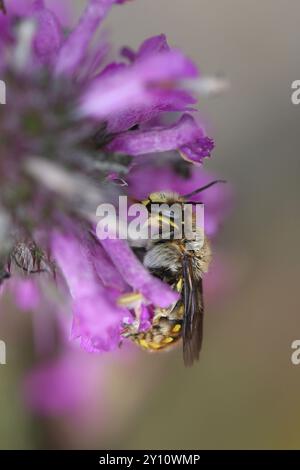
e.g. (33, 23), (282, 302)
(0, 0), (224, 360)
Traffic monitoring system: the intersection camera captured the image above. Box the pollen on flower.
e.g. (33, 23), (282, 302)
(117, 292), (144, 308)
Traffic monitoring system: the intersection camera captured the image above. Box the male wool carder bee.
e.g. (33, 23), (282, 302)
(121, 180), (225, 366)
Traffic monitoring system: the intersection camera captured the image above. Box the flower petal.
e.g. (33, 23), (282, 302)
(52, 231), (127, 353)
(23, 350), (102, 415)
(86, 235), (127, 293)
(180, 136), (214, 164)
(100, 238), (179, 308)
(107, 114), (212, 161)
(55, 0), (122, 76)
(121, 34), (170, 64)
(33, 2), (63, 64)
(12, 278), (41, 311)
(136, 34), (170, 59)
(80, 49), (198, 131)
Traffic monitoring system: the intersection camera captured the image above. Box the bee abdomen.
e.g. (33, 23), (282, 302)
(132, 317), (183, 352)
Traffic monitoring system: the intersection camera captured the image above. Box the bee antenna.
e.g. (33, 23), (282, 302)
(183, 179), (227, 199)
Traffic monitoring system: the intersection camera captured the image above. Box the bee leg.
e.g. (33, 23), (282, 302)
(121, 318), (140, 337)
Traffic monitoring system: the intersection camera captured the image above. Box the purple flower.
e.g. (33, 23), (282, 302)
(54, 0), (124, 77)
(107, 113), (214, 163)
(80, 45), (198, 132)
(0, 0), (225, 370)
(51, 230), (128, 353)
(32, 1), (64, 65)
(121, 34), (170, 62)
(23, 349), (105, 415)
(100, 238), (179, 308)
(49, 228), (179, 352)
(10, 278), (41, 311)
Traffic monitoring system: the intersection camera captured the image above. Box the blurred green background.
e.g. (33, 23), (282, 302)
(1, 0), (300, 449)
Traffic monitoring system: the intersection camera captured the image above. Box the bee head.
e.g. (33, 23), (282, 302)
(141, 180), (226, 206)
(142, 191), (182, 206)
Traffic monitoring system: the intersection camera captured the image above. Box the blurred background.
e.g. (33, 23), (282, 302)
(1, 0), (300, 450)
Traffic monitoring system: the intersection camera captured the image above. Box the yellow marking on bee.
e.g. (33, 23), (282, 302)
(176, 278), (183, 291)
(141, 199), (149, 206)
(163, 337), (174, 344)
(157, 214), (178, 229)
(147, 213), (177, 227)
(148, 192), (165, 203)
(139, 339), (150, 349)
(172, 324), (181, 333)
(149, 342), (163, 350)
(117, 292), (143, 307)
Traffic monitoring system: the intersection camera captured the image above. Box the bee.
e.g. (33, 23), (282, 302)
(121, 180), (225, 366)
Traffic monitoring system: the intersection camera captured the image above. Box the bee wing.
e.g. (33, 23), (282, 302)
(182, 255), (204, 366)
